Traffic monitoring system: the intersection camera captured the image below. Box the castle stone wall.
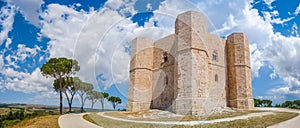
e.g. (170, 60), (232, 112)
(127, 11), (254, 115)
(204, 34), (227, 110)
(127, 37), (154, 112)
(226, 33), (254, 109)
(151, 34), (177, 110)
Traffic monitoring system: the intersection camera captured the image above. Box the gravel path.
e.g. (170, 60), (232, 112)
(257, 107), (300, 128)
(58, 113), (102, 128)
(97, 111), (274, 126)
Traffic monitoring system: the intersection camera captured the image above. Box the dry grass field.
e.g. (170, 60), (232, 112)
(10, 115), (60, 128)
(0, 108), (9, 115)
(104, 110), (264, 121)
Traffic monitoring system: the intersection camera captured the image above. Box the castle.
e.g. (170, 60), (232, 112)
(126, 11), (254, 115)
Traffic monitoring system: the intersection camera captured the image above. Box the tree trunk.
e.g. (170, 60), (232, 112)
(64, 91), (73, 113)
(101, 100), (104, 112)
(59, 77), (63, 115)
(80, 94), (84, 113)
(59, 91), (63, 114)
(65, 76), (73, 113)
(91, 99), (95, 109)
(68, 103), (72, 112)
(69, 94), (74, 112)
(113, 103), (116, 110)
(80, 106), (83, 113)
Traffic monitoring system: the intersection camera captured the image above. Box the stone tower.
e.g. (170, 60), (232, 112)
(226, 33), (254, 109)
(126, 37), (154, 112)
(173, 11), (211, 115)
(126, 11), (254, 115)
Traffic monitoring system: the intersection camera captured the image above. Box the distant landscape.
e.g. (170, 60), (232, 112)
(0, 103), (115, 128)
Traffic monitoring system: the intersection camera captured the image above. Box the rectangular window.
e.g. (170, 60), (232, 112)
(212, 51), (218, 61)
(212, 54), (217, 61)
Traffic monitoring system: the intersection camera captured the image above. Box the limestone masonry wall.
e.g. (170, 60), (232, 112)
(127, 11), (254, 115)
(226, 33), (254, 109)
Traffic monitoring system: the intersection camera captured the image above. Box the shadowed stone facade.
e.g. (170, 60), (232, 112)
(126, 11), (254, 115)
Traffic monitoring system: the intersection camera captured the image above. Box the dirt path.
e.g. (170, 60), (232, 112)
(58, 113), (102, 128)
(97, 111), (274, 125)
(257, 107), (300, 128)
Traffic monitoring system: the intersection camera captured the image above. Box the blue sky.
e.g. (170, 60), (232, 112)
(0, 0), (299, 109)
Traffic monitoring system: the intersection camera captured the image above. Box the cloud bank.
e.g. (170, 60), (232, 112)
(0, 0), (300, 106)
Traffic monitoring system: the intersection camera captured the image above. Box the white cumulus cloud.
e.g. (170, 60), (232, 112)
(5, 0), (44, 26)
(1, 68), (53, 94)
(2, 0), (300, 105)
(0, 4), (16, 45)
(294, 4), (300, 15)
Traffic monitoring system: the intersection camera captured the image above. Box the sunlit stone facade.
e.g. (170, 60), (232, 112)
(127, 11), (254, 115)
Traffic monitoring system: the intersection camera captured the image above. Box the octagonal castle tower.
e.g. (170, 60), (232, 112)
(127, 11), (254, 115)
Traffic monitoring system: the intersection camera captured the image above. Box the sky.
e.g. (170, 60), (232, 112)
(0, 0), (299, 110)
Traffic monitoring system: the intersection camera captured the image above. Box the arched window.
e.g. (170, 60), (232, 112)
(212, 51), (217, 61)
(163, 52), (168, 62)
(215, 74), (218, 82)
